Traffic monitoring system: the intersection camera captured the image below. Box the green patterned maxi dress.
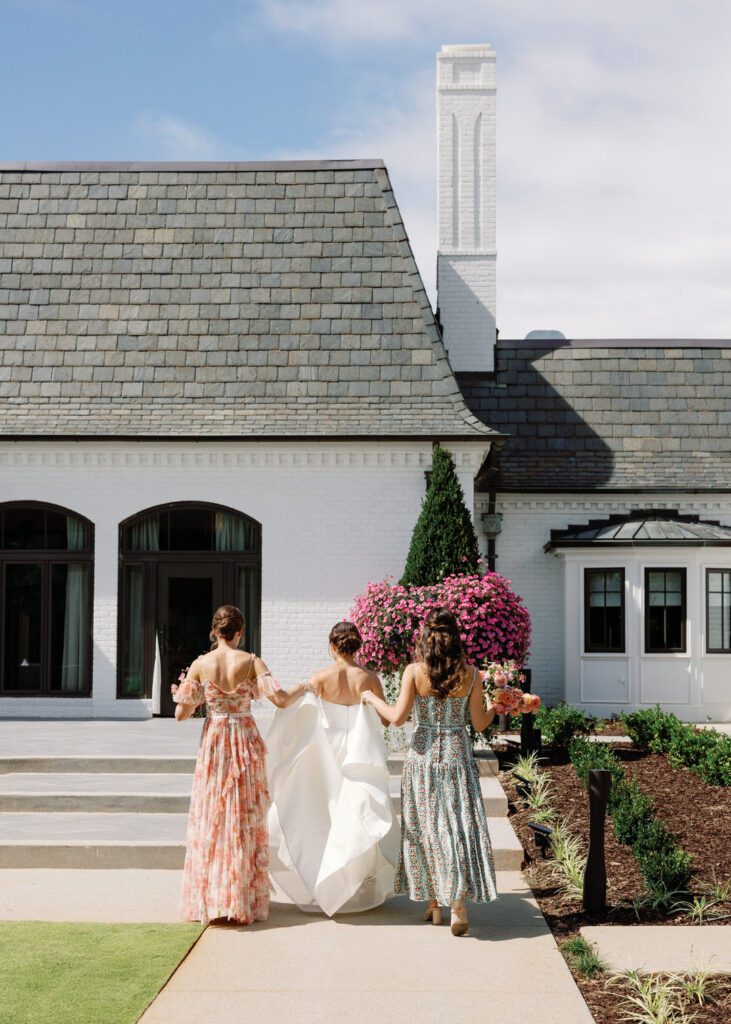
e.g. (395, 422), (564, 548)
(395, 670), (498, 905)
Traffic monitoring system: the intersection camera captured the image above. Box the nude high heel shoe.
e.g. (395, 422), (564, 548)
(423, 902), (442, 925)
(450, 901), (468, 936)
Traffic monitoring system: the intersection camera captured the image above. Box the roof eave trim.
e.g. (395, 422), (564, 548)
(544, 539), (731, 552)
(0, 431), (509, 444)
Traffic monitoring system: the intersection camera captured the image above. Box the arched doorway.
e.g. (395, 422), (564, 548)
(0, 502), (93, 697)
(118, 503), (261, 716)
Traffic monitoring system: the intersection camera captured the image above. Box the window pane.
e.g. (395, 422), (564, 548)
(648, 571), (664, 593)
(3, 508), (45, 550)
(3, 564), (42, 690)
(238, 565), (260, 656)
(585, 569), (624, 652)
(169, 509), (213, 551)
(707, 569), (731, 652)
(214, 513), (255, 552)
(645, 568), (686, 651)
(125, 515), (160, 552)
(122, 565), (146, 696)
(49, 564), (90, 693)
(665, 572), (683, 593)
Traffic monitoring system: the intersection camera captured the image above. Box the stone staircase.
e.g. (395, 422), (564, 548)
(0, 747), (523, 871)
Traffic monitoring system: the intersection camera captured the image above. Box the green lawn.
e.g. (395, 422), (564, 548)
(0, 922), (202, 1024)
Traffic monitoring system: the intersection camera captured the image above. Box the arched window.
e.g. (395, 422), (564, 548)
(0, 502), (93, 697)
(118, 503), (261, 715)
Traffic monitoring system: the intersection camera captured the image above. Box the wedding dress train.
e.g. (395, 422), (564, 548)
(267, 692), (399, 916)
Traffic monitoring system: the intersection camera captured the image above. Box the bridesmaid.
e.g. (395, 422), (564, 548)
(173, 604), (305, 926)
(362, 606), (498, 935)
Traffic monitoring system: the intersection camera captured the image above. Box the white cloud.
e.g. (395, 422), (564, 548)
(251, 0), (731, 338)
(132, 113), (237, 161)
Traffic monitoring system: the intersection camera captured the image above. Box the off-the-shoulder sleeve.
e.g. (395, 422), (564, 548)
(254, 671), (283, 701)
(172, 677), (205, 707)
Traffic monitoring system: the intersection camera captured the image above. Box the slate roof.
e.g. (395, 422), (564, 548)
(459, 338), (731, 491)
(546, 510), (731, 550)
(0, 161), (495, 440)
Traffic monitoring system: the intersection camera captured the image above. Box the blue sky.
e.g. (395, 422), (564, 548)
(2, 0), (731, 338)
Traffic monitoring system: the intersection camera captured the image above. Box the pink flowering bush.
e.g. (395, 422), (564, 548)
(350, 564), (531, 674)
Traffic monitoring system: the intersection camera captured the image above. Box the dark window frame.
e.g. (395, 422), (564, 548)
(117, 502), (262, 700)
(644, 566), (687, 654)
(0, 502), (94, 698)
(583, 567), (626, 653)
(706, 567), (731, 654)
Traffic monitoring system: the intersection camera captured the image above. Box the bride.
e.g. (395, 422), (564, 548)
(266, 621), (399, 916)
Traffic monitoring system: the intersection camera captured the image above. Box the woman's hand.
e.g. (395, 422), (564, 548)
(360, 690), (375, 706)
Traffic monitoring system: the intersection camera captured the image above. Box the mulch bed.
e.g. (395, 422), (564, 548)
(500, 744), (731, 1024)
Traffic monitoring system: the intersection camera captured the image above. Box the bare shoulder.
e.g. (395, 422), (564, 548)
(186, 655), (207, 679)
(356, 667), (382, 692)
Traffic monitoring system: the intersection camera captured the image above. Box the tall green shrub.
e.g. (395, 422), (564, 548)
(401, 446), (480, 586)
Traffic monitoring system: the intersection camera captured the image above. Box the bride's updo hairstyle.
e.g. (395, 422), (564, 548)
(329, 621), (362, 657)
(210, 605), (245, 649)
(419, 607), (465, 698)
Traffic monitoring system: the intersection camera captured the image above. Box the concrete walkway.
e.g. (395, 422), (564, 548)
(0, 868), (182, 923)
(140, 874), (593, 1024)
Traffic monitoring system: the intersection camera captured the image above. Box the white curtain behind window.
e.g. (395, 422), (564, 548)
(61, 517), (88, 693)
(214, 512), (247, 551)
(129, 515), (160, 551)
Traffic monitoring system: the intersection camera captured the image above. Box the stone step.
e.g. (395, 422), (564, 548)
(0, 770), (508, 817)
(0, 774), (193, 814)
(388, 773), (507, 817)
(2, 749), (500, 778)
(0, 811), (522, 870)
(0, 812), (188, 869)
(0, 756), (198, 775)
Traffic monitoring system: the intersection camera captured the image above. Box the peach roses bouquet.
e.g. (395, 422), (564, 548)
(483, 661), (541, 717)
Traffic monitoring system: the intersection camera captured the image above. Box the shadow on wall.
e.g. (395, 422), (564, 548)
(436, 258), (497, 371)
(458, 339), (615, 491)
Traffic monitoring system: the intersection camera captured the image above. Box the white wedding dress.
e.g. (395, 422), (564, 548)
(266, 691), (399, 916)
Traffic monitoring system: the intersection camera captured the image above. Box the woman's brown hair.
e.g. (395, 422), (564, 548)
(329, 621), (362, 657)
(210, 605), (245, 649)
(419, 607), (465, 698)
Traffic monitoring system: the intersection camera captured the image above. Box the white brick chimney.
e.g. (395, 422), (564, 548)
(436, 44), (497, 372)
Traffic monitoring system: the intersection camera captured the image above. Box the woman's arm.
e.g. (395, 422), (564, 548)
(361, 665), (416, 726)
(174, 659), (203, 722)
(361, 675), (390, 727)
(469, 669), (496, 734)
(256, 657), (309, 709)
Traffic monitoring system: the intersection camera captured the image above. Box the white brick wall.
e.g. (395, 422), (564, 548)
(0, 440), (486, 718)
(481, 492), (731, 719)
(436, 44), (497, 373)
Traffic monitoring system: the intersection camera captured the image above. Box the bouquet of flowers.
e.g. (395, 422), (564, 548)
(482, 661), (541, 717)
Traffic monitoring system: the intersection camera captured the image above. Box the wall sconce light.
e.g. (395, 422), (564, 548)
(481, 512), (503, 540)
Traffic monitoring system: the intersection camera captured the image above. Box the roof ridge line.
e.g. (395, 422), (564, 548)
(0, 160), (386, 173)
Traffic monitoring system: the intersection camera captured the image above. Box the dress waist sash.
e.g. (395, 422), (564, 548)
(414, 723), (465, 732)
(208, 711), (252, 720)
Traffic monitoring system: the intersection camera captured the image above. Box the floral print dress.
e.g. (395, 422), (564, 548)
(395, 670), (498, 906)
(173, 669), (279, 925)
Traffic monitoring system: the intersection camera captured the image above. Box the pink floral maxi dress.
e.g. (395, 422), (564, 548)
(173, 671), (279, 925)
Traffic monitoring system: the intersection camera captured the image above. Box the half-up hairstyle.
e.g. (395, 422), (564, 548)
(419, 607), (465, 698)
(329, 621), (362, 657)
(210, 605), (245, 649)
